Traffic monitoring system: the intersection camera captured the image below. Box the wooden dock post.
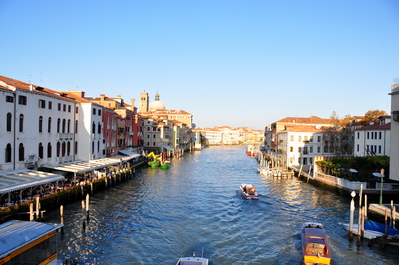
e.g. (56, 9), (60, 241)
(60, 205), (64, 234)
(385, 210), (388, 235)
(85, 194), (90, 218)
(29, 203), (34, 221)
(298, 164), (303, 179)
(35, 196), (40, 221)
(349, 191), (356, 240)
(357, 184), (363, 245)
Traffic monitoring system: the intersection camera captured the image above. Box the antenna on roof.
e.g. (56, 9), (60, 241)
(38, 71), (43, 86)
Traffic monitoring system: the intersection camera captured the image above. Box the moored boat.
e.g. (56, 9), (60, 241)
(0, 220), (68, 265)
(239, 184), (259, 200)
(301, 222), (331, 265)
(339, 220), (399, 239)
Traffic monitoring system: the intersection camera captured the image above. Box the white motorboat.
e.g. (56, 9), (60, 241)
(339, 222), (385, 239)
(239, 184), (259, 200)
(176, 250), (209, 265)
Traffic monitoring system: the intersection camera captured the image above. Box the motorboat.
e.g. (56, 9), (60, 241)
(239, 184), (259, 200)
(176, 250), (209, 265)
(301, 222), (332, 265)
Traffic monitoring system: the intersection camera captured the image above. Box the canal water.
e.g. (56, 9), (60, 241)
(46, 146), (399, 264)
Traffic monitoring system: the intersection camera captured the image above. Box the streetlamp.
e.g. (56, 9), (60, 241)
(373, 168), (385, 205)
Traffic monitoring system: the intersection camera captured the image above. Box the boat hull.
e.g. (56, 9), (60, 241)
(301, 222), (331, 265)
(239, 184), (259, 200)
(176, 257), (209, 265)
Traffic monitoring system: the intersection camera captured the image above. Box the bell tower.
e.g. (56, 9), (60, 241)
(139, 91), (149, 112)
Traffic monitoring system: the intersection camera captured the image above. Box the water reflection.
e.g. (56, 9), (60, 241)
(45, 146), (399, 264)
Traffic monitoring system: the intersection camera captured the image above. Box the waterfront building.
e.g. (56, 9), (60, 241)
(140, 117), (173, 153)
(0, 76), (77, 171)
(265, 116), (335, 151)
(353, 116), (391, 156)
(102, 107), (118, 157)
(277, 125), (335, 167)
(61, 91), (105, 161)
(389, 80), (399, 181)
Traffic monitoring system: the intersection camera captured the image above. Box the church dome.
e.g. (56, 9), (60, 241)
(149, 93), (166, 111)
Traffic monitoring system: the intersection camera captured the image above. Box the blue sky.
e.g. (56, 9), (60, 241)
(1, 1), (398, 130)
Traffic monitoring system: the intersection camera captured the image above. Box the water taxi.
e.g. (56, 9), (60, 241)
(239, 184), (259, 200)
(0, 220), (65, 265)
(176, 250), (209, 265)
(301, 222), (331, 265)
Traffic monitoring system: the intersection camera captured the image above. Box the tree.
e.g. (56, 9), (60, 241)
(362, 109), (388, 125)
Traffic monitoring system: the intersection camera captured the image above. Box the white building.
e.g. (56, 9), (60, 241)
(353, 116), (391, 156)
(277, 125), (335, 167)
(389, 81), (399, 181)
(1, 76), (76, 171)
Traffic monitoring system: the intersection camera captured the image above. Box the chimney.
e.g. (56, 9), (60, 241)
(131, 99), (135, 111)
(100, 94), (105, 101)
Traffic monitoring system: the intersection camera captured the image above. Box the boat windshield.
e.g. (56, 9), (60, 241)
(179, 261), (204, 265)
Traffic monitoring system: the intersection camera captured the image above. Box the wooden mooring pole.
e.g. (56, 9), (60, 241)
(60, 205), (64, 234)
(349, 191), (356, 240)
(357, 184), (363, 245)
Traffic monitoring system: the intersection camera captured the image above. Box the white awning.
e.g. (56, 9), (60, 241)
(118, 150), (141, 159)
(0, 170), (65, 194)
(44, 158), (122, 174)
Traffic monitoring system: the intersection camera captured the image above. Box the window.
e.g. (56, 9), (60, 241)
(298, 136), (302, 142)
(39, 116), (44, 133)
(304, 136), (308, 141)
(67, 141), (71, 156)
(75, 120), (78, 134)
(6, 113), (12, 131)
(6, 95), (14, 103)
(48, 101), (52, 109)
(76, 107), (79, 113)
(68, 105), (71, 112)
(48, 118), (52, 133)
(367, 132), (369, 139)
(379, 132), (382, 139)
(147, 134), (150, 139)
(378, 145), (382, 154)
(67, 120), (71, 133)
(47, 143), (52, 158)
(18, 95), (27, 105)
(75, 141), (78, 155)
(290, 135), (294, 142)
(19, 143), (24, 161)
(317, 136), (321, 142)
(98, 123), (101, 134)
(39, 99), (46, 108)
(92, 142), (94, 154)
(317, 146), (321, 153)
(357, 144), (359, 152)
(309, 146), (313, 153)
(357, 132), (360, 139)
(93, 108), (96, 115)
(98, 109), (101, 116)
(153, 134), (156, 138)
(5, 143), (12, 162)
(58, 103), (61, 111)
(62, 142), (66, 156)
(62, 119), (66, 133)
(92, 122), (95, 134)
(19, 114), (24, 132)
(56, 142), (60, 157)
(57, 119), (61, 133)
(63, 104), (66, 111)
(38, 143), (43, 159)
(290, 146), (293, 152)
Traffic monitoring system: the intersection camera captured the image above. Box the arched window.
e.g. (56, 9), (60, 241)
(57, 119), (61, 133)
(56, 142), (60, 157)
(92, 122), (95, 134)
(48, 117), (52, 133)
(39, 116), (43, 133)
(97, 140), (100, 152)
(19, 143), (24, 161)
(98, 122), (101, 134)
(75, 120), (78, 134)
(19, 114), (24, 132)
(67, 119), (71, 133)
(62, 142), (66, 156)
(67, 141), (71, 156)
(38, 143), (43, 159)
(47, 143), (52, 158)
(5, 143), (12, 162)
(92, 141), (94, 154)
(75, 141), (78, 155)
(62, 119), (66, 133)
(6, 113), (12, 132)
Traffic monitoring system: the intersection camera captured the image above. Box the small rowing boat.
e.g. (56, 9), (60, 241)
(301, 222), (331, 265)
